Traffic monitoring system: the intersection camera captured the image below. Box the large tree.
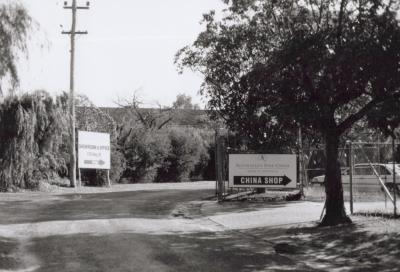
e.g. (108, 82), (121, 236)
(177, 0), (400, 225)
(0, 2), (32, 95)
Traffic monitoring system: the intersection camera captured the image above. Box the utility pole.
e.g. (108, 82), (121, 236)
(62, 0), (89, 187)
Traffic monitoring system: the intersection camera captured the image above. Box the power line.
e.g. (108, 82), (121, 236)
(62, 0), (90, 188)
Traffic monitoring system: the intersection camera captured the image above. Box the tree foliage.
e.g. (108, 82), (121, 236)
(177, 0), (400, 225)
(0, 90), (216, 190)
(118, 127), (170, 183)
(0, 91), (69, 191)
(116, 96), (213, 183)
(0, 3), (32, 95)
(155, 128), (210, 183)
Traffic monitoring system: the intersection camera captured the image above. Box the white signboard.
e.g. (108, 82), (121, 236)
(229, 154), (297, 188)
(78, 131), (111, 170)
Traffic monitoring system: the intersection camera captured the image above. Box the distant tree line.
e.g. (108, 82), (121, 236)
(0, 91), (216, 191)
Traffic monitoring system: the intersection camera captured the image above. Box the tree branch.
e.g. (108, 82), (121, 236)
(338, 99), (380, 133)
(337, 0), (348, 46)
(157, 117), (173, 130)
(338, 92), (400, 133)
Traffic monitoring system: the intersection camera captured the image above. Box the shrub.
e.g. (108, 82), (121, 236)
(0, 91), (69, 191)
(191, 129), (215, 180)
(119, 127), (170, 183)
(155, 128), (209, 183)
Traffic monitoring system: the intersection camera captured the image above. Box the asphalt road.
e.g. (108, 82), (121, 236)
(0, 190), (212, 225)
(0, 186), (318, 272)
(1, 184), (398, 272)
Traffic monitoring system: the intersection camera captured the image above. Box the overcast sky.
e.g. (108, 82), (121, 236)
(14, 0), (225, 108)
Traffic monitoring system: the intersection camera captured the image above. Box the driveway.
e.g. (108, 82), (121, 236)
(1, 182), (399, 272)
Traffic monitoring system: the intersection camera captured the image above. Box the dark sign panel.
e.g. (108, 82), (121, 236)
(229, 154), (297, 188)
(233, 176), (292, 186)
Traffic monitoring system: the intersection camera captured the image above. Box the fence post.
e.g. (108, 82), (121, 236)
(78, 168), (82, 187)
(221, 135), (226, 197)
(393, 137), (397, 217)
(298, 125), (304, 196)
(216, 129), (224, 202)
(214, 129), (219, 197)
(347, 140), (354, 215)
(107, 170), (111, 188)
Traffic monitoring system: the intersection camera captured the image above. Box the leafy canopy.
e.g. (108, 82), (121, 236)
(177, 0), (400, 226)
(176, 0), (400, 143)
(0, 3), (32, 95)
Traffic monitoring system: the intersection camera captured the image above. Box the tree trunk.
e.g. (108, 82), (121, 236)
(320, 131), (352, 226)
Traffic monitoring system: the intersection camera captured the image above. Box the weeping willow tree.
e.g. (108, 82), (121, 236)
(0, 91), (70, 191)
(0, 2), (32, 95)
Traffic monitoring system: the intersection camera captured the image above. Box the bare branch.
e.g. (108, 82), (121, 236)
(157, 117), (173, 130)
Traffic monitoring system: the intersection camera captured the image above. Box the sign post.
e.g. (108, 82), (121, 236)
(78, 131), (111, 187)
(229, 154), (297, 189)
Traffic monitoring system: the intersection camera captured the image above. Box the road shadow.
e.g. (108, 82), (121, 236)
(242, 221), (400, 271)
(27, 232), (316, 272)
(12, 216), (400, 271)
(0, 237), (20, 270)
(163, 220), (400, 271)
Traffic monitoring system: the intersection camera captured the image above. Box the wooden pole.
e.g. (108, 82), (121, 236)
(63, 1), (89, 188)
(69, 0), (77, 188)
(107, 170), (111, 187)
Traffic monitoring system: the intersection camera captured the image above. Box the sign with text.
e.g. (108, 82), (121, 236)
(78, 131), (110, 169)
(229, 154), (297, 188)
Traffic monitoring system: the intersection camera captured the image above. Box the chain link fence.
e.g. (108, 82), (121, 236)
(304, 139), (400, 217)
(214, 128), (400, 216)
